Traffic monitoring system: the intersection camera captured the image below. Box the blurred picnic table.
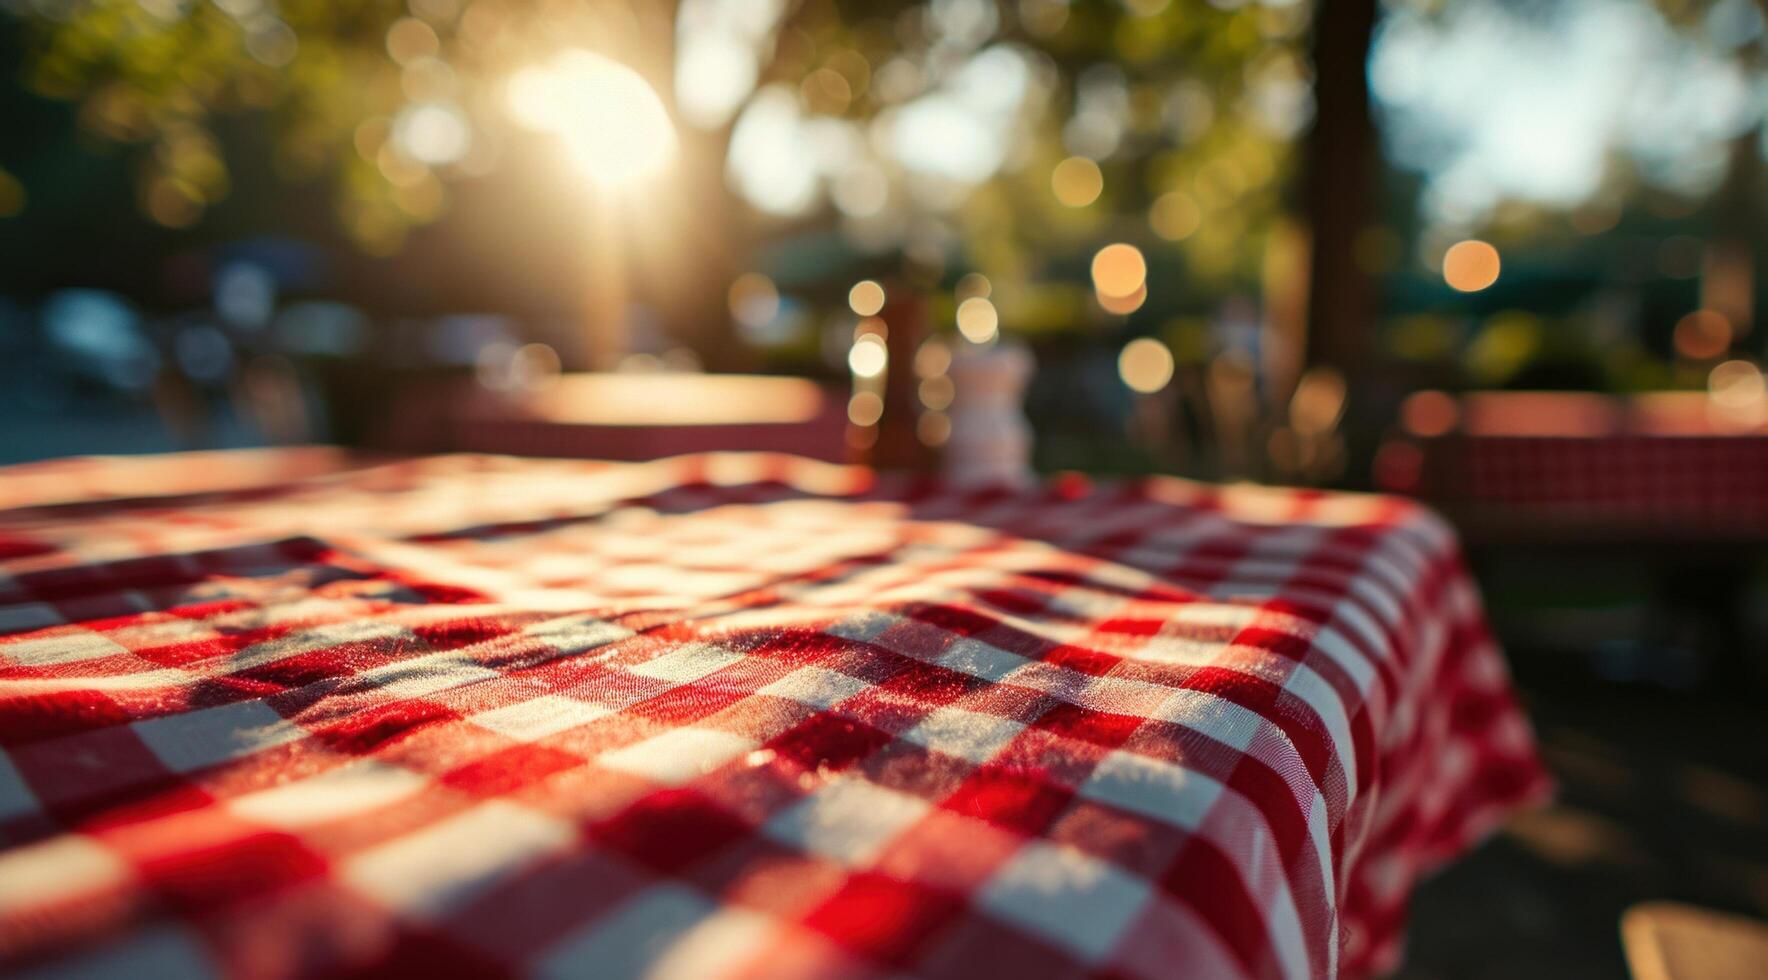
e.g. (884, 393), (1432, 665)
(1380, 390), (1768, 547)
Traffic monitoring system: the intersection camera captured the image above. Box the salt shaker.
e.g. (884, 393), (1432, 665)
(945, 340), (1035, 485)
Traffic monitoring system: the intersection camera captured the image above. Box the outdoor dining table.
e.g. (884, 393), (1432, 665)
(0, 449), (1548, 979)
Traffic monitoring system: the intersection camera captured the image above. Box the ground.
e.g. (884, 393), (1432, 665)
(1396, 652), (1768, 980)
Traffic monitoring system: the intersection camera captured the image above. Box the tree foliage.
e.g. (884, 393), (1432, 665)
(15, 0), (1312, 298)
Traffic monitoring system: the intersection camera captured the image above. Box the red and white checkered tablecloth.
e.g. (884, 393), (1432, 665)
(1381, 391), (1768, 536)
(1435, 435), (1768, 530)
(0, 451), (1547, 979)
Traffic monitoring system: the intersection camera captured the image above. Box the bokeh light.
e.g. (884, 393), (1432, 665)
(853, 316), (887, 341)
(385, 18), (439, 65)
(915, 338), (952, 378)
(1092, 243), (1147, 299)
(1289, 368), (1347, 437)
(832, 165), (889, 217)
(917, 410), (952, 447)
(849, 280), (886, 317)
(675, 37), (757, 129)
(919, 375), (955, 411)
(1709, 359), (1765, 405)
(955, 272), (992, 301)
(1051, 156), (1104, 207)
(510, 342), (561, 389)
(478, 340), (561, 391)
(802, 68), (853, 114)
(1150, 191), (1201, 241)
(847, 390), (884, 426)
(1707, 359), (1767, 430)
(848, 334), (888, 377)
(1098, 284), (1147, 315)
(956, 296), (999, 343)
(1118, 337), (1174, 393)
(727, 273), (779, 330)
(393, 102), (471, 166)
(1674, 310), (1732, 360)
(506, 51), (676, 188)
(1401, 390), (1461, 437)
(1442, 239), (1501, 292)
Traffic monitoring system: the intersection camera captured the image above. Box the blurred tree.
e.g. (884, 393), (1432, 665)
(1371, 0), (1767, 246)
(1367, 0), (1768, 377)
(10, 1), (1313, 351)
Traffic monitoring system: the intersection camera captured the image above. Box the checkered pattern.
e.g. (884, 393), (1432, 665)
(1384, 392), (1768, 534)
(1418, 435), (1768, 530)
(0, 450), (1548, 979)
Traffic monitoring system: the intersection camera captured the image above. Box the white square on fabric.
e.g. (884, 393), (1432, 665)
(0, 629), (128, 667)
(471, 695), (612, 742)
(824, 612), (899, 644)
(978, 840), (1153, 962)
(354, 651), (501, 700)
(0, 834), (130, 914)
(1171, 603), (1262, 631)
(900, 707), (1025, 764)
(230, 759), (427, 827)
(133, 699), (307, 773)
(341, 800), (575, 919)
(599, 728), (757, 786)
(755, 667), (869, 710)
(1078, 750), (1226, 831)
(625, 643), (744, 686)
(933, 638), (1029, 682)
(538, 885), (774, 980)
(762, 777), (930, 867)
(524, 615), (633, 658)
(1150, 689), (1262, 752)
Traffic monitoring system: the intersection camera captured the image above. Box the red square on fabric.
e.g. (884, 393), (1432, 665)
(871, 658), (977, 704)
(1040, 644), (1120, 676)
(440, 744), (583, 798)
(939, 765), (1073, 837)
(590, 788), (751, 875)
(1033, 702), (1143, 749)
(138, 829), (327, 912)
(312, 699), (461, 757)
(800, 871), (964, 967)
(0, 686), (135, 744)
(1094, 617), (1164, 637)
(628, 684), (747, 727)
(410, 617), (520, 650)
(130, 625), (287, 669)
(765, 713), (893, 775)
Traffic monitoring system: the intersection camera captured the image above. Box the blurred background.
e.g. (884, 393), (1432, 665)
(0, 0), (1765, 975)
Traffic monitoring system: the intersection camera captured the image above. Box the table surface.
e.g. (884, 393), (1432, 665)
(0, 450), (1548, 979)
(1382, 391), (1768, 542)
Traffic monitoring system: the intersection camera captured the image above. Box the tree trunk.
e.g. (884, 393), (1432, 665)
(1302, 0), (1378, 378)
